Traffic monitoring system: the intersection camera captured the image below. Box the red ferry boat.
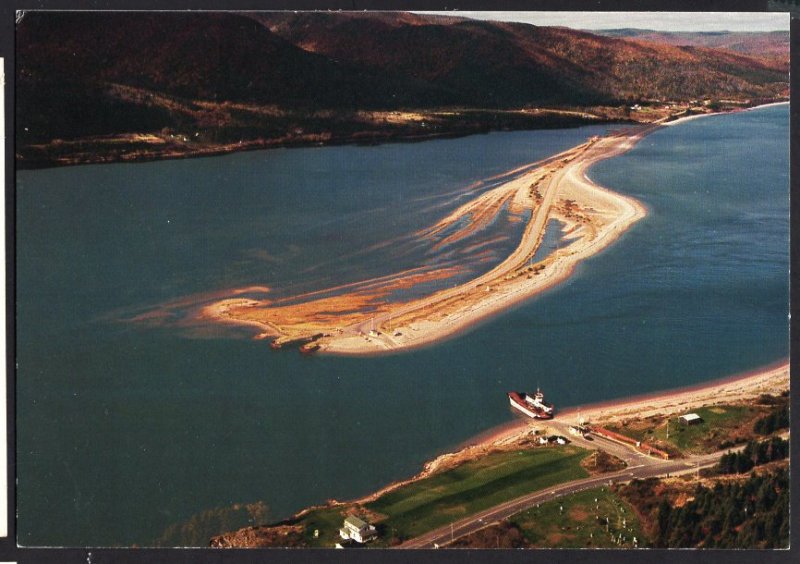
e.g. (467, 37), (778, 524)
(508, 388), (554, 419)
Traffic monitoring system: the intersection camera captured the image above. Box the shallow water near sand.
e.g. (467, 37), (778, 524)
(16, 105), (788, 546)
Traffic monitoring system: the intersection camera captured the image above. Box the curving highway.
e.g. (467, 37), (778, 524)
(398, 431), (735, 549)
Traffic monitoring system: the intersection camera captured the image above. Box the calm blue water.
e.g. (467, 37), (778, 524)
(16, 106), (788, 546)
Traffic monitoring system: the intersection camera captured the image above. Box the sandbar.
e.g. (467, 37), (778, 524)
(201, 103), (786, 355)
(202, 125), (655, 354)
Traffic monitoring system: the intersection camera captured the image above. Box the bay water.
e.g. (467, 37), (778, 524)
(16, 105), (788, 546)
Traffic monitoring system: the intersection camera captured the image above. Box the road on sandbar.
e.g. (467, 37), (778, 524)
(334, 129), (650, 354)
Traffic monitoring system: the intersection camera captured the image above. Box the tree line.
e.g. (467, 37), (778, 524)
(653, 466), (789, 548)
(753, 404), (789, 436)
(715, 436), (789, 475)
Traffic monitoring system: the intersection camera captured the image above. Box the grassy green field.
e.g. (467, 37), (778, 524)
(278, 445), (590, 547)
(366, 446), (589, 542)
(663, 406), (754, 452)
(293, 506), (351, 547)
(610, 405), (759, 455)
(511, 486), (645, 548)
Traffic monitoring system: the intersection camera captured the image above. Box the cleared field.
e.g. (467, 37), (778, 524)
(609, 404), (761, 455)
(262, 445), (589, 547)
(664, 406), (755, 452)
(366, 446), (589, 541)
(294, 506), (350, 547)
(514, 486), (645, 548)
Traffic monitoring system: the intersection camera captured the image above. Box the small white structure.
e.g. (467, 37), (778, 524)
(568, 425), (588, 437)
(339, 516), (377, 544)
(555, 436), (568, 445)
(679, 413), (703, 426)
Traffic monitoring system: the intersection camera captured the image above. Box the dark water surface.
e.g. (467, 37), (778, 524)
(16, 106), (788, 546)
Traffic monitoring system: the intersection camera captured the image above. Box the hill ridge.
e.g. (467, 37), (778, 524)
(16, 11), (789, 167)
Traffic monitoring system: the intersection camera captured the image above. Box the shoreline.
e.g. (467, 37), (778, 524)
(362, 360), (790, 498)
(18, 101), (788, 172)
(16, 108), (626, 171)
(452, 359), (790, 452)
(558, 358), (790, 422)
(744, 100), (790, 111)
(278, 358), (789, 519)
(662, 100), (789, 127)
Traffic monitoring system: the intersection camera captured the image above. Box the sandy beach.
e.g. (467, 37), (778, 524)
(472, 360), (790, 446)
(661, 100), (789, 127)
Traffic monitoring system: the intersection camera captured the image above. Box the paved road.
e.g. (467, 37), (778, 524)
(398, 441), (725, 549)
(546, 419), (659, 468)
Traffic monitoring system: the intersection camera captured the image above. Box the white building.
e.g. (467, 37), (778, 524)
(679, 413), (703, 426)
(339, 516), (377, 543)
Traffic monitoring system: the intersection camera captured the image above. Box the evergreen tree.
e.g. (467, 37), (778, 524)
(753, 404), (789, 435)
(656, 498), (672, 547)
(756, 479), (776, 512)
(735, 452), (754, 474)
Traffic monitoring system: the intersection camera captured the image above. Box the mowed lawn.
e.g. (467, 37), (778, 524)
(367, 446), (589, 540)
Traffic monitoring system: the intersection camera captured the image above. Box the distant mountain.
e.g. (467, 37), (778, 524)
(16, 11), (789, 167)
(251, 12), (604, 107)
(17, 12), (400, 142)
(253, 12), (788, 106)
(593, 29), (789, 62)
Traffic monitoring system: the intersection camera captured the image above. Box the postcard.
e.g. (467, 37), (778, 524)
(8, 7), (791, 556)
